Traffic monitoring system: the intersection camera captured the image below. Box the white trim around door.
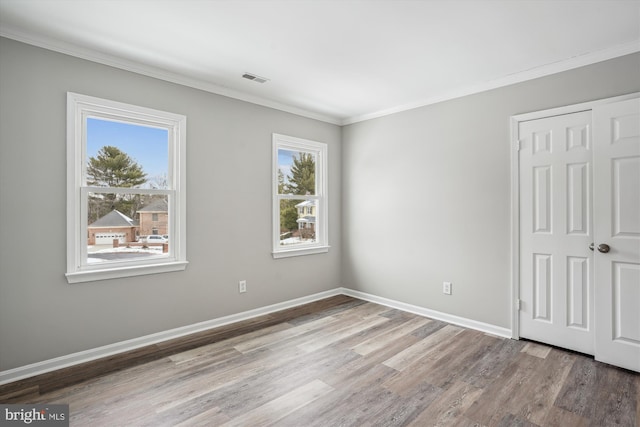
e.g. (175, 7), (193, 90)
(510, 92), (640, 342)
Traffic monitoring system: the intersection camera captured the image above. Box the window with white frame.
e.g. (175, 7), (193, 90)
(66, 93), (187, 283)
(273, 133), (328, 258)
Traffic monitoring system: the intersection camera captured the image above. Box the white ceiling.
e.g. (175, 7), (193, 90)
(1, 0), (639, 124)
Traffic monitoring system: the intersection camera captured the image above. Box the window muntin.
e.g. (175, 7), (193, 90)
(67, 93), (187, 283)
(273, 134), (328, 258)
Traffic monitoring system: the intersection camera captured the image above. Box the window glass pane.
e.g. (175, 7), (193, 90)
(87, 193), (169, 263)
(86, 118), (169, 189)
(277, 149), (316, 195)
(279, 199), (317, 246)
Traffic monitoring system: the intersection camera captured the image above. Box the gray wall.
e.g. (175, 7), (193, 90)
(341, 53), (640, 329)
(1, 35), (639, 373)
(0, 38), (342, 371)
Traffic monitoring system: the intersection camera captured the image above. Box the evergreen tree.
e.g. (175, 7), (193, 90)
(277, 153), (316, 239)
(278, 169), (298, 235)
(277, 169), (287, 194)
(280, 201), (299, 232)
(87, 146), (146, 188)
(86, 146), (147, 221)
(288, 153), (315, 195)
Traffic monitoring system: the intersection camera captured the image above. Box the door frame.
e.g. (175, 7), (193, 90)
(509, 92), (639, 339)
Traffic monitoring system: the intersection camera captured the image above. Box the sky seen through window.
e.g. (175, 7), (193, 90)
(86, 118), (169, 186)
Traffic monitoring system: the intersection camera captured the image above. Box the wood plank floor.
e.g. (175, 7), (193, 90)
(2, 296), (638, 426)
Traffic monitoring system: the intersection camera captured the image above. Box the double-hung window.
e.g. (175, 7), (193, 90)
(272, 133), (328, 258)
(66, 93), (187, 283)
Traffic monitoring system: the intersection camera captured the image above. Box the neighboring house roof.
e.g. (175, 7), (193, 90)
(89, 210), (137, 228)
(138, 199), (168, 212)
(295, 200), (314, 208)
(297, 215), (316, 224)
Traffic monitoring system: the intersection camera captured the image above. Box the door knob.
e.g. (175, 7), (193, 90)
(589, 243), (594, 251)
(597, 243), (610, 253)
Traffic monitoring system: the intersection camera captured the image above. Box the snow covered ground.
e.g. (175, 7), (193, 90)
(279, 237), (315, 245)
(87, 245), (165, 263)
(86, 238), (314, 263)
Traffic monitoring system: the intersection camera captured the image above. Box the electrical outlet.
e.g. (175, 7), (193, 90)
(239, 280), (247, 293)
(443, 281), (452, 295)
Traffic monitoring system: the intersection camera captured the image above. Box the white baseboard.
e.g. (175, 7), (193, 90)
(340, 288), (512, 339)
(0, 288), (343, 386)
(0, 287), (511, 386)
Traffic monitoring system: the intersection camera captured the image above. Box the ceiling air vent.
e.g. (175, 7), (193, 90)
(242, 72), (269, 84)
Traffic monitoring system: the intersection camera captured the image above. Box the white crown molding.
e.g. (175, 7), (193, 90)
(1, 28), (637, 126)
(0, 28), (342, 126)
(341, 39), (640, 125)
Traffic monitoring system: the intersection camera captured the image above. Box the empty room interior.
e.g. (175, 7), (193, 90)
(0, 1), (639, 426)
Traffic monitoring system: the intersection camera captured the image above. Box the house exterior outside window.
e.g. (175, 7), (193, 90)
(66, 93), (187, 283)
(87, 210), (137, 245)
(295, 200), (316, 231)
(138, 199), (168, 237)
(272, 133), (328, 258)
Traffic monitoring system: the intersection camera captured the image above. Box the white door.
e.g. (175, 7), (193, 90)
(519, 111), (595, 355)
(593, 98), (640, 372)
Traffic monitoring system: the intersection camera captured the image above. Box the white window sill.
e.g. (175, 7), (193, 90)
(66, 261), (189, 283)
(272, 245), (330, 259)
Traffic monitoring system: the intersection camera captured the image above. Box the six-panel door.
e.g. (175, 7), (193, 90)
(593, 98), (640, 372)
(519, 111), (595, 355)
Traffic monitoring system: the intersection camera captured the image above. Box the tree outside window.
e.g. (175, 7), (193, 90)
(273, 134), (328, 258)
(66, 93), (187, 283)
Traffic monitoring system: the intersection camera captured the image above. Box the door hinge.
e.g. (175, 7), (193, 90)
(515, 140), (522, 151)
(516, 299), (521, 311)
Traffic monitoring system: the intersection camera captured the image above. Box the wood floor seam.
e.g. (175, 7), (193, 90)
(1, 295), (637, 426)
